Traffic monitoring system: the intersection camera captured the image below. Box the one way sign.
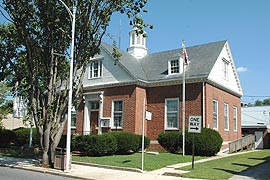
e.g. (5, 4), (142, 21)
(188, 116), (202, 133)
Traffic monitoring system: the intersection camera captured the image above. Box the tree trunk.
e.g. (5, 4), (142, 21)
(42, 151), (49, 167)
(50, 124), (65, 164)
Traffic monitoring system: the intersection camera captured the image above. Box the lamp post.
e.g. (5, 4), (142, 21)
(58, 0), (76, 172)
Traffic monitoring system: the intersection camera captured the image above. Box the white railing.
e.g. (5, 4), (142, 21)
(229, 134), (255, 153)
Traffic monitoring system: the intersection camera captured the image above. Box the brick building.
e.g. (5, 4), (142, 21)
(74, 29), (243, 150)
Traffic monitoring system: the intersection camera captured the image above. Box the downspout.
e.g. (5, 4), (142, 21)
(98, 92), (104, 135)
(202, 81), (206, 128)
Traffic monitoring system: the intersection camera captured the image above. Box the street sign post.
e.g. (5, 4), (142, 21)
(188, 116), (202, 169)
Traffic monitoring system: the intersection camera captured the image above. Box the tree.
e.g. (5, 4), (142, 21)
(0, 0), (152, 166)
(0, 81), (12, 128)
(255, 100), (263, 106)
(263, 98), (270, 106)
(254, 99), (270, 106)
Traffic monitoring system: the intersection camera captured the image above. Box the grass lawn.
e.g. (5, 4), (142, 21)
(73, 152), (205, 171)
(179, 150), (270, 180)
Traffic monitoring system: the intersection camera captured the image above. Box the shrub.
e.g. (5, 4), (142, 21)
(72, 135), (87, 153)
(109, 131), (140, 154)
(157, 131), (182, 154)
(72, 133), (117, 156)
(13, 128), (39, 147)
(135, 134), (150, 152)
(185, 128), (223, 156)
(58, 135), (76, 151)
(0, 129), (16, 148)
(87, 133), (117, 156)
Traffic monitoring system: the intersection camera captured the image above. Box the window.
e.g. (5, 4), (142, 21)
(222, 59), (229, 80)
(112, 100), (123, 129)
(213, 100), (218, 130)
(136, 35), (141, 44)
(131, 33), (135, 45)
(169, 60), (180, 74)
(71, 111), (77, 129)
(89, 60), (102, 79)
(165, 98), (179, 129)
(90, 101), (99, 110)
(224, 103), (229, 131)
(233, 107), (237, 131)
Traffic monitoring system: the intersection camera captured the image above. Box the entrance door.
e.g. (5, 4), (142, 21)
(255, 131), (263, 149)
(90, 111), (98, 134)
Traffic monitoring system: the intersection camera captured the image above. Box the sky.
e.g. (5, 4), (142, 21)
(103, 0), (270, 104)
(1, 0), (269, 104)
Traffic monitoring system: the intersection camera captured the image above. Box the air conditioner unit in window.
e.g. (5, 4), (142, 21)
(101, 118), (111, 127)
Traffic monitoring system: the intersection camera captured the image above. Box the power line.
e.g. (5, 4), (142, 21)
(242, 95), (270, 98)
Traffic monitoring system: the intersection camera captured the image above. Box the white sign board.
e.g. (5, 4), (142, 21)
(188, 116), (202, 133)
(145, 111), (152, 120)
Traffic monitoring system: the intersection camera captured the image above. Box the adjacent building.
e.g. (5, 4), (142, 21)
(74, 29), (243, 150)
(242, 105), (270, 149)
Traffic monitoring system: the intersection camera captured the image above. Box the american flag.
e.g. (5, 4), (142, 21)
(182, 41), (189, 65)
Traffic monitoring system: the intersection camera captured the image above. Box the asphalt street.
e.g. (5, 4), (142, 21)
(0, 166), (81, 180)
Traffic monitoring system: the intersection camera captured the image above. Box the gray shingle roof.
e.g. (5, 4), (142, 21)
(101, 40), (227, 82)
(101, 42), (147, 80)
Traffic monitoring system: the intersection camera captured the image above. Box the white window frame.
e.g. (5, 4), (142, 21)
(71, 111), (77, 129)
(131, 33), (135, 45)
(165, 98), (179, 130)
(224, 103), (229, 131)
(142, 36), (145, 46)
(111, 100), (124, 129)
(213, 100), (218, 130)
(222, 58), (229, 80)
(136, 34), (141, 45)
(233, 106), (238, 132)
(88, 60), (103, 79)
(168, 59), (180, 75)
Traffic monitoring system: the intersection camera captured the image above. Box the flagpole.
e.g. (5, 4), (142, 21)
(182, 40), (186, 157)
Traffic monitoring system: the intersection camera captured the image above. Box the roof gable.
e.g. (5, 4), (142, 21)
(101, 42), (148, 81)
(82, 46), (136, 88)
(208, 41), (243, 96)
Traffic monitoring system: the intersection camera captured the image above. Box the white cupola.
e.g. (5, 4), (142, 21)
(127, 27), (147, 59)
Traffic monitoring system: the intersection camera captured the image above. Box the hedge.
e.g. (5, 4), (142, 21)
(157, 128), (223, 156)
(185, 128), (223, 156)
(72, 133), (117, 156)
(136, 134), (150, 152)
(157, 131), (182, 153)
(71, 132), (150, 156)
(0, 129), (16, 148)
(13, 128), (39, 147)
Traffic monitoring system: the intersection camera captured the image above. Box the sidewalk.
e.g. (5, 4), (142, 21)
(0, 156), (202, 180)
(0, 151), (262, 180)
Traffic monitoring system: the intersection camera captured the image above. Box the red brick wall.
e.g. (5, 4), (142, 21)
(134, 87), (146, 135)
(76, 82), (242, 148)
(146, 83), (202, 140)
(81, 85), (146, 134)
(76, 100), (84, 134)
(205, 83), (242, 143)
(102, 85), (137, 132)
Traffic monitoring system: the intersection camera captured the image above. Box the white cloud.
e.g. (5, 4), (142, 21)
(237, 67), (248, 73)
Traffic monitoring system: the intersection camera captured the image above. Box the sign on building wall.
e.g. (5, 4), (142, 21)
(145, 110), (152, 120)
